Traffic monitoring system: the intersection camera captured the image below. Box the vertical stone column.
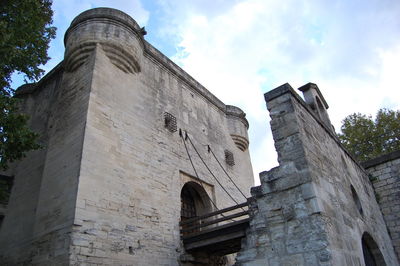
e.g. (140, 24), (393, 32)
(236, 84), (331, 266)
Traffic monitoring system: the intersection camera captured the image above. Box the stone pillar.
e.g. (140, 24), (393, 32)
(236, 83), (330, 266)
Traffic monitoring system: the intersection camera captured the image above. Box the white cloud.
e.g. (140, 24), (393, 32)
(18, 0), (398, 183)
(152, 0), (400, 180)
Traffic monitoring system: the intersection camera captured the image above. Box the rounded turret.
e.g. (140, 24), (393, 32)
(64, 8), (144, 73)
(226, 105), (249, 151)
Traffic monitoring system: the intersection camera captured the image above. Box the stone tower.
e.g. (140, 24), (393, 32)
(0, 8), (254, 265)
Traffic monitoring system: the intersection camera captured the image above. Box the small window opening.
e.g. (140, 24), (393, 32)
(225, 150), (235, 166)
(351, 185), (363, 216)
(315, 96), (325, 113)
(164, 112), (177, 132)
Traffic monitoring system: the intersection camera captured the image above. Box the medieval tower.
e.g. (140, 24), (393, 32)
(0, 8), (253, 265)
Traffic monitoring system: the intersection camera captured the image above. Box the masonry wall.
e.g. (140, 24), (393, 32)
(68, 9), (253, 265)
(236, 84), (398, 266)
(0, 8), (254, 266)
(363, 151), (400, 261)
(0, 70), (65, 264)
(0, 49), (95, 264)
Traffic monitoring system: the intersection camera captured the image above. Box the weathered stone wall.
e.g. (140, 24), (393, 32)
(363, 150), (400, 261)
(0, 8), (254, 266)
(236, 83), (398, 265)
(0, 71), (64, 264)
(69, 9), (253, 265)
(0, 49), (97, 264)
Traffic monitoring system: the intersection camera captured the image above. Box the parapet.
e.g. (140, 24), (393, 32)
(63, 8), (144, 73)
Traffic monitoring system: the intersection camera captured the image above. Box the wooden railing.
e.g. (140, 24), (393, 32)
(180, 201), (250, 238)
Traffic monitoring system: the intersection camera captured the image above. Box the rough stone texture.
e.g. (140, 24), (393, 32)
(0, 8), (253, 265)
(363, 150), (400, 261)
(0, 56), (90, 265)
(236, 83), (399, 265)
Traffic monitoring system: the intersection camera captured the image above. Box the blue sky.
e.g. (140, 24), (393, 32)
(12, 0), (400, 183)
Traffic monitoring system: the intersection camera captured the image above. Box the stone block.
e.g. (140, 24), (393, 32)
(281, 254), (304, 266)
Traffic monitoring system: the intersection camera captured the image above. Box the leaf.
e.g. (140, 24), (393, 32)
(0, 0), (55, 170)
(338, 109), (400, 161)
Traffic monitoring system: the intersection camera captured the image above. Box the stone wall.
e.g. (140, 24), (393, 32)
(0, 56), (94, 264)
(363, 150), (400, 261)
(236, 83), (399, 265)
(0, 8), (254, 265)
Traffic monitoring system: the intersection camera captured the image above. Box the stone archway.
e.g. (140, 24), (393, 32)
(362, 232), (386, 266)
(180, 182), (229, 265)
(180, 181), (212, 225)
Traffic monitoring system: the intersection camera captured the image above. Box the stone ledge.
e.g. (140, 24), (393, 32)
(264, 83), (294, 102)
(362, 150), (400, 169)
(15, 62), (63, 97)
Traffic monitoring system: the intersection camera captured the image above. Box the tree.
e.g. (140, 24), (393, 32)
(0, 0), (56, 170)
(338, 109), (400, 161)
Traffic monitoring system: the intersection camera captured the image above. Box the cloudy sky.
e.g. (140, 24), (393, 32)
(13, 0), (400, 183)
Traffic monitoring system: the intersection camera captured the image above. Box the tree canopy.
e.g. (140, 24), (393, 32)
(0, 0), (56, 170)
(338, 109), (400, 162)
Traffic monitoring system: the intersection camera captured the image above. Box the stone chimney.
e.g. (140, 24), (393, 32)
(298, 83), (334, 131)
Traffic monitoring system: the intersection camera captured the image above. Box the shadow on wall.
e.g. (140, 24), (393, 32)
(362, 232), (386, 266)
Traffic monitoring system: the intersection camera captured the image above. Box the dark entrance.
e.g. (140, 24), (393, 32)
(181, 186), (197, 221)
(361, 232), (386, 266)
(180, 182), (212, 236)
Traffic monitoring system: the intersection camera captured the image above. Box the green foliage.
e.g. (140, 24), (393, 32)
(0, 0), (56, 91)
(338, 109), (400, 161)
(0, 0), (56, 170)
(0, 94), (41, 170)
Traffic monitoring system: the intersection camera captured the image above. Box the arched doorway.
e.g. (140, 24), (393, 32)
(361, 232), (386, 266)
(180, 182), (212, 235)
